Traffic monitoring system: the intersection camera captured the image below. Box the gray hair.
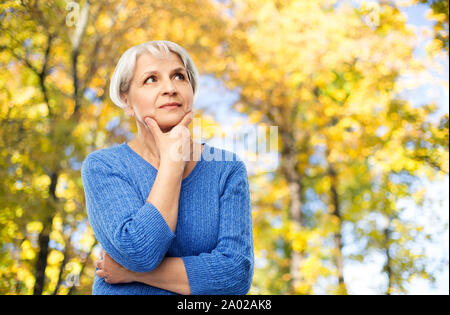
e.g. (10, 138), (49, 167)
(109, 40), (200, 109)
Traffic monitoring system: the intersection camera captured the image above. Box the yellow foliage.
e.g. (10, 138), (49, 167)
(97, 14), (112, 30)
(47, 250), (64, 265)
(50, 230), (65, 246)
(301, 255), (332, 285)
(249, 111), (263, 124)
(55, 176), (68, 199)
(64, 199), (77, 213)
(65, 261), (82, 275)
(44, 264), (61, 292)
(294, 283), (313, 295)
(26, 221), (43, 233)
(16, 268), (35, 291)
(79, 231), (96, 251)
(52, 216), (63, 232)
(32, 175), (51, 191)
(425, 9), (447, 23)
(20, 240), (35, 260)
(292, 235), (307, 253)
(282, 273), (291, 282)
(11, 86), (36, 105)
(11, 151), (21, 164)
(192, 114), (226, 140)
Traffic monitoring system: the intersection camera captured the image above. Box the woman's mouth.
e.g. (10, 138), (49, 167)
(159, 104), (181, 109)
(159, 102), (182, 109)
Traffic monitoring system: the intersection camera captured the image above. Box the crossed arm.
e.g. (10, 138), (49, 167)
(96, 253), (191, 295)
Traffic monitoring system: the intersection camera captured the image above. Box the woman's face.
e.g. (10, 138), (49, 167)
(122, 52), (193, 133)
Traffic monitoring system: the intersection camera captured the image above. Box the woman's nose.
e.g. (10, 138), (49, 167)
(161, 79), (177, 95)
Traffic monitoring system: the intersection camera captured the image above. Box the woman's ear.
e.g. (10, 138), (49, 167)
(124, 106), (134, 118)
(121, 93), (134, 118)
(120, 92), (128, 106)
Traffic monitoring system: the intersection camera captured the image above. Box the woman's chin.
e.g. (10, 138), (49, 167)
(156, 116), (184, 131)
(156, 121), (178, 133)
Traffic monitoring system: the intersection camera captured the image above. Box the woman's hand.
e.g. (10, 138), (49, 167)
(95, 252), (191, 294)
(144, 110), (193, 172)
(95, 251), (137, 284)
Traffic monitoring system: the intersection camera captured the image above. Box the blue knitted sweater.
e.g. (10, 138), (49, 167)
(81, 142), (254, 295)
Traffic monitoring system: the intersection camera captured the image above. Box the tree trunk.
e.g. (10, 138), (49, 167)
(328, 164), (347, 294)
(32, 223), (50, 295)
(33, 171), (59, 295)
(70, 0), (91, 116)
(383, 216), (393, 295)
(280, 130), (307, 293)
(52, 239), (70, 295)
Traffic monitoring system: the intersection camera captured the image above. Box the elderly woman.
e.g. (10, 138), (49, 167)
(81, 40), (254, 295)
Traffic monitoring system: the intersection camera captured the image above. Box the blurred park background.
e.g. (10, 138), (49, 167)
(0, 0), (448, 295)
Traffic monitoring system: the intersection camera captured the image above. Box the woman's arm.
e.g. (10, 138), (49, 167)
(181, 162), (254, 295)
(82, 156), (178, 272)
(146, 159), (184, 233)
(96, 253), (190, 295)
(144, 112), (193, 233)
(136, 257), (190, 295)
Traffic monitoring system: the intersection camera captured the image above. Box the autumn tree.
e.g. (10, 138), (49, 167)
(417, 0), (449, 52)
(218, 0), (448, 294)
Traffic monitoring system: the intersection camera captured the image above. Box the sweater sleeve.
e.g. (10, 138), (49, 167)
(181, 162), (254, 295)
(81, 155), (176, 273)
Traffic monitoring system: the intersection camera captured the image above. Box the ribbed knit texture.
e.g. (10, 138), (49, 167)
(81, 142), (254, 295)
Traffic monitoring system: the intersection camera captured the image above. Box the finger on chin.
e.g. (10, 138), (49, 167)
(145, 117), (163, 135)
(181, 112), (193, 127)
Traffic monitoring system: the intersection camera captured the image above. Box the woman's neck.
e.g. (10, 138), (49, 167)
(131, 134), (161, 167)
(129, 133), (197, 169)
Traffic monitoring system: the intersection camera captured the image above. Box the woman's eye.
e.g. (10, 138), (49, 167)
(145, 76), (156, 83)
(175, 73), (185, 80)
